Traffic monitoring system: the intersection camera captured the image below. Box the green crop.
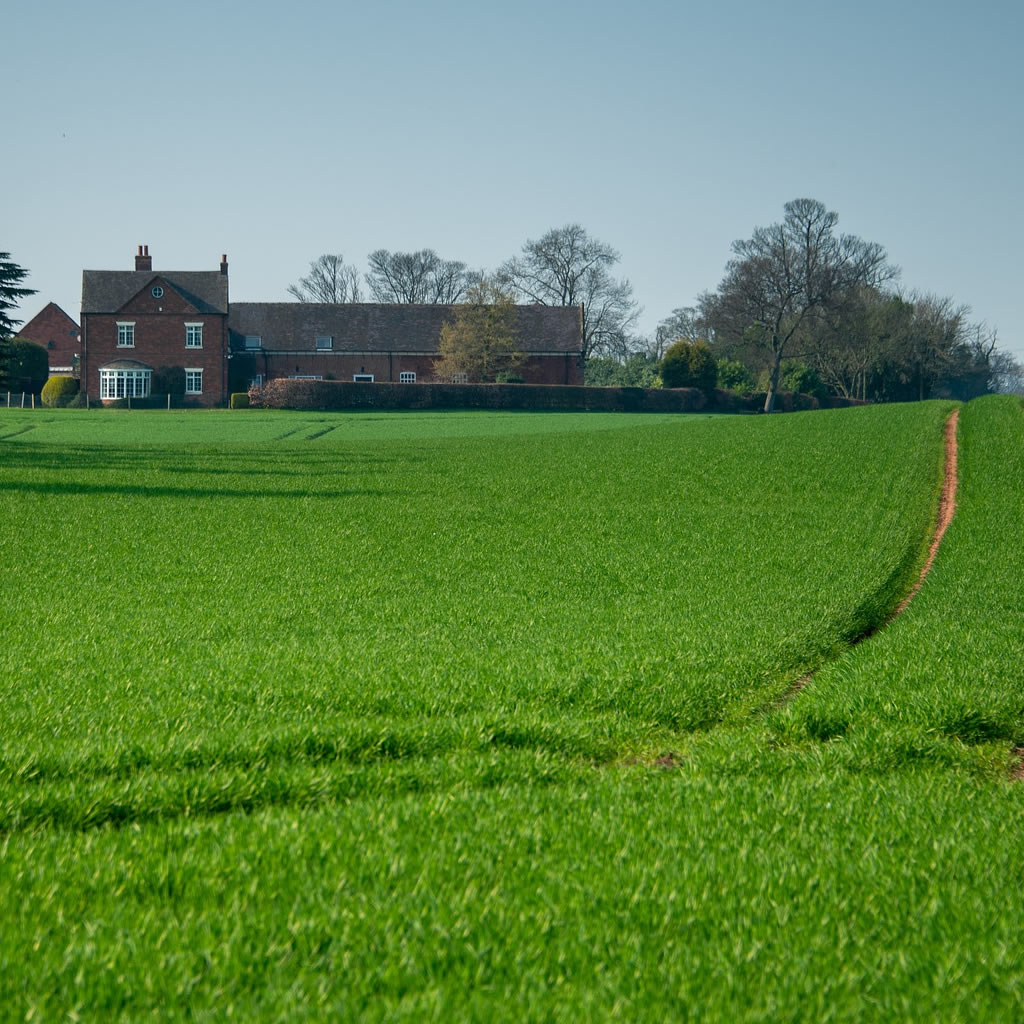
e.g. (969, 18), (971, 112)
(4, 399), (1021, 1021)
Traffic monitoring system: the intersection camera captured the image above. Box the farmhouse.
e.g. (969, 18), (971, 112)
(71, 246), (582, 407)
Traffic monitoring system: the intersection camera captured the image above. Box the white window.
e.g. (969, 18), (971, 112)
(315, 336), (333, 350)
(151, 285), (164, 298)
(185, 323), (204, 348)
(288, 374), (323, 380)
(249, 374), (264, 388)
(353, 373), (374, 382)
(99, 368), (151, 399)
(185, 369), (203, 395)
(117, 322), (135, 347)
(451, 372), (468, 384)
(244, 335), (262, 350)
(399, 371), (416, 383)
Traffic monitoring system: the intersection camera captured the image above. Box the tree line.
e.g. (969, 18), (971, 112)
(290, 203), (1020, 401)
(626, 199), (1020, 408)
(2, 204), (1018, 399)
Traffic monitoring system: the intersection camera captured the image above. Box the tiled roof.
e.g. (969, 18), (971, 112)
(81, 271), (228, 314)
(228, 303), (581, 354)
(19, 302), (80, 333)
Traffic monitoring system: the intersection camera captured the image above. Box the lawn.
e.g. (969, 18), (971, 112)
(1, 398), (1021, 1021)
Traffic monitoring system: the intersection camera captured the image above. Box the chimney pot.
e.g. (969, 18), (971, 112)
(135, 245), (153, 272)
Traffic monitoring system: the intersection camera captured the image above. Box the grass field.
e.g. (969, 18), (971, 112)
(1, 398), (1021, 1020)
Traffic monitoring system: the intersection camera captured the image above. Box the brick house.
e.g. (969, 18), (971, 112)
(79, 247), (582, 405)
(16, 303), (81, 377)
(81, 247), (230, 407)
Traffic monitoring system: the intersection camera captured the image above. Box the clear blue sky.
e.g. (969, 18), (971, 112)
(9, 0), (1023, 363)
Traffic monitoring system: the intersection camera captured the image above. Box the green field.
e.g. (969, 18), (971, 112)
(1, 398), (1021, 1020)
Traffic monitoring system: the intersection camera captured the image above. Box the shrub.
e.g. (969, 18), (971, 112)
(716, 358), (755, 394)
(660, 340), (717, 393)
(230, 392), (250, 409)
(779, 361), (828, 403)
(40, 376), (79, 408)
(495, 373), (525, 384)
(152, 366), (185, 395)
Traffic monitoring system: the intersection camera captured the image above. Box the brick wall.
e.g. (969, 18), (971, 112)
(83, 312), (228, 406)
(17, 304), (80, 374)
(228, 350), (579, 389)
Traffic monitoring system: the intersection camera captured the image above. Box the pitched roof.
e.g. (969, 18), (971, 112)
(228, 303), (581, 354)
(19, 302), (80, 334)
(81, 271), (228, 314)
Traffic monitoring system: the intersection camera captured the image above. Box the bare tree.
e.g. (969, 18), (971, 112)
(701, 199), (896, 411)
(366, 249), (473, 304)
(499, 224), (639, 362)
(288, 254), (363, 303)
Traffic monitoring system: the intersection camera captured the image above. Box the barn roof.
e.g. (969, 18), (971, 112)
(227, 303), (581, 355)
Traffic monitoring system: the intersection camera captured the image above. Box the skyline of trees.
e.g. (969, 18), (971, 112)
(9, 208), (1018, 401)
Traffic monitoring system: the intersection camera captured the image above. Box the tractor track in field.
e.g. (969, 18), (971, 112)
(776, 408), (960, 708)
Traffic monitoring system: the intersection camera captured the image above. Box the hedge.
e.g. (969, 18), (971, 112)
(253, 379), (710, 413)
(247, 379), (865, 415)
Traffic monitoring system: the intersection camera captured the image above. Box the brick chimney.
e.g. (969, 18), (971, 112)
(135, 245), (152, 272)
(220, 253), (229, 275)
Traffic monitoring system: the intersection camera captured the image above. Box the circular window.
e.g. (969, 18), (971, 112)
(151, 285), (164, 298)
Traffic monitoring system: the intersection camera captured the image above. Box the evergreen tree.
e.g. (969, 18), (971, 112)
(0, 252), (37, 384)
(0, 253), (36, 340)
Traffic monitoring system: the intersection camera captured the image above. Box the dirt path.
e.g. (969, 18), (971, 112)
(891, 408), (960, 616)
(776, 408), (960, 707)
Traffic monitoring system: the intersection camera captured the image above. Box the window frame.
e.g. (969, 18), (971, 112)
(244, 335), (262, 350)
(116, 322), (136, 348)
(315, 336), (333, 350)
(184, 368), (203, 395)
(399, 371), (417, 383)
(185, 322), (204, 349)
(99, 368), (151, 399)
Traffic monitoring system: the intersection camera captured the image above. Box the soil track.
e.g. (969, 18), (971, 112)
(777, 408), (960, 706)
(891, 408), (960, 616)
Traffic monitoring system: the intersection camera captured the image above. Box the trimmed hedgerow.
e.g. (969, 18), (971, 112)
(254, 378), (709, 413)
(230, 392), (250, 409)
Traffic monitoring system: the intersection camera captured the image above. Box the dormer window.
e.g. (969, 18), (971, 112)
(315, 336), (333, 350)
